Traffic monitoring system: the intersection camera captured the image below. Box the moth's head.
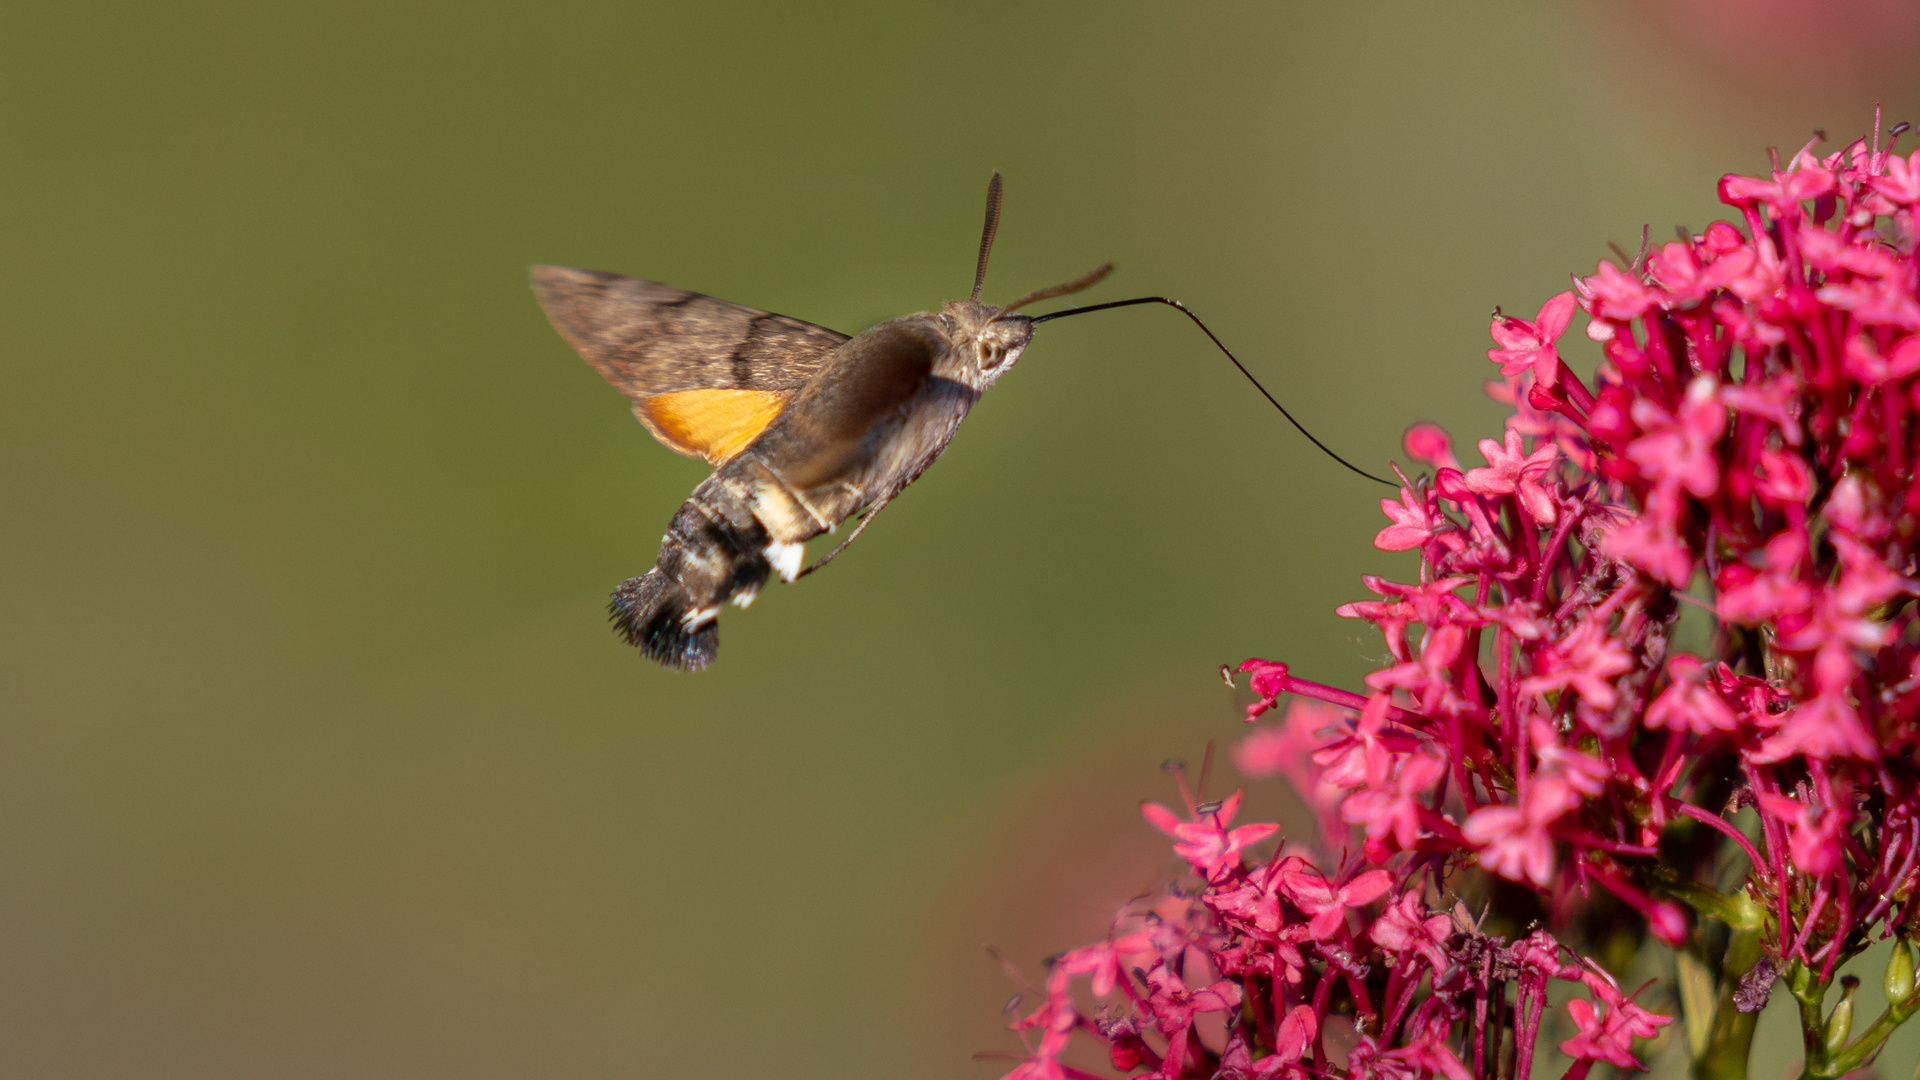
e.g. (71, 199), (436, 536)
(936, 300), (1034, 391)
(940, 171), (1111, 391)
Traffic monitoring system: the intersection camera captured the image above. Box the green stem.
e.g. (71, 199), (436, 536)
(1788, 961), (1830, 1077)
(1693, 928), (1763, 1080)
(1802, 986), (1920, 1078)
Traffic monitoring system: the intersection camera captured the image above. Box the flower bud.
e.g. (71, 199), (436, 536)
(1886, 939), (1916, 1005)
(1824, 974), (1859, 1055)
(1646, 900), (1691, 946)
(1403, 423), (1455, 469)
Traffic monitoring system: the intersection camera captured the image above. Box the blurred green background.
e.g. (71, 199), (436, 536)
(4, 1), (1919, 1076)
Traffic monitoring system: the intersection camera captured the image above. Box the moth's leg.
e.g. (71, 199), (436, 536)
(795, 492), (895, 580)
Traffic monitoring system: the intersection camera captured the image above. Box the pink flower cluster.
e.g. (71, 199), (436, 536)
(996, 119), (1920, 1080)
(1000, 763), (1669, 1080)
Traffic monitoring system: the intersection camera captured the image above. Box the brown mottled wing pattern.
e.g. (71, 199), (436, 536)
(531, 265), (851, 463)
(530, 265), (848, 395)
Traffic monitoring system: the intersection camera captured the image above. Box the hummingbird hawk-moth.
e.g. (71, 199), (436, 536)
(533, 175), (1388, 671)
(533, 174), (1115, 670)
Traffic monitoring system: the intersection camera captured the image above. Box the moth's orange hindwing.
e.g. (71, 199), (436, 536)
(636, 387), (793, 464)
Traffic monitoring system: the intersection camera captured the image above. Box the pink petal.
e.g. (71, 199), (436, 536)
(1140, 802), (1184, 835)
(1340, 869), (1394, 906)
(1534, 291), (1577, 339)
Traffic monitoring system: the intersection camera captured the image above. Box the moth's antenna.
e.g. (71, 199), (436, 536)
(1033, 297), (1396, 488)
(993, 262), (1114, 318)
(971, 172), (1003, 302)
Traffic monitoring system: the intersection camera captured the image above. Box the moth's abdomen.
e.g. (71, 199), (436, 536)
(611, 493), (773, 671)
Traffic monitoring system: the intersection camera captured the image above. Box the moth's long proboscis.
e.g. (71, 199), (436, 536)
(1032, 297), (1397, 488)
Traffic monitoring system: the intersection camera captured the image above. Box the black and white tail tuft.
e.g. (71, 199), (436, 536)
(610, 495), (774, 671)
(610, 569), (720, 671)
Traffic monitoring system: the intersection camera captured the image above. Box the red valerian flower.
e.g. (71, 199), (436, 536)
(1215, 1006), (1315, 1080)
(1580, 258), (1658, 321)
(997, 115), (1920, 1080)
(1718, 150), (1834, 211)
(1560, 996), (1653, 1070)
(1461, 775), (1579, 887)
(1050, 933), (1155, 998)
(1368, 892), (1454, 974)
(1624, 376), (1726, 499)
(1346, 1028), (1473, 1080)
(1281, 867), (1393, 939)
(1756, 793), (1847, 876)
(1515, 618), (1632, 709)
(1374, 485), (1446, 552)
(1339, 746), (1447, 858)
(1463, 429), (1560, 525)
(1141, 791), (1279, 883)
(1644, 654), (1740, 735)
(1487, 292), (1577, 385)
(1870, 147), (1920, 204)
(1646, 238), (1756, 304)
(1143, 966), (1242, 1080)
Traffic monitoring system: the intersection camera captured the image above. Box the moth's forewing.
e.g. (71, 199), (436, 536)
(531, 265), (850, 463)
(529, 265), (848, 393)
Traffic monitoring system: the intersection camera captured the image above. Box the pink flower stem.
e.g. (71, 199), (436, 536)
(1514, 976), (1546, 1080)
(1345, 970), (1375, 1030)
(1444, 713), (1477, 815)
(1494, 625), (1519, 764)
(1529, 508), (1582, 607)
(1557, 1059), (1595, 1080)
(1382, 964), (1421, 1045)
(1748, 763), (1797, 954)
(1643, 315), (1679, 391)
(1403, 994), (1444, 1044)
(1586, 859), (1686, 943)
(1601, 742), (1652, 805)
(1552, 357), (1597, 414)
(1472, 952), (1492, 1079)
(1646, 733), (1684, 827)
(1558, 831), (1658, 857)
(1886, 386), (1907, 478)
(1677, 803), (1766, 875)
(1846, 389), (1877, 458)
(1450, 491), (1508, 559)
(1379, 964), (1408, 1042)
(1858, 815), (1920, 930)
(1456, 580), (1491, 808)
(1786, 878), (1831, 966)
(1817, 875), (1854, 982)
(1416, 807), (1469, 846)
(1276, 674), (1427, 728)
(1308, 959), (1336, 1070)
